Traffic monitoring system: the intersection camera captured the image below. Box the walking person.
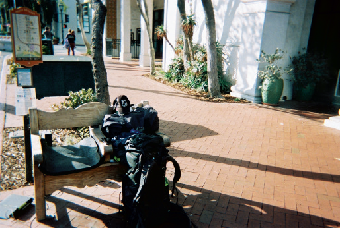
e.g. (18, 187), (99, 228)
(43, 26), (53, 39)
(65, 29), (76, 55)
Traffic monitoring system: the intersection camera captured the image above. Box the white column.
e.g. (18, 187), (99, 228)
(230, 1), (267, 103)
(162, 0), (180, 71)
(120, 0), (132, 61)
(231, 0), (296, 103)
(139, 0), (153, 67)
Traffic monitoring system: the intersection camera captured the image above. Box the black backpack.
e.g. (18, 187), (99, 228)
(121, 133), (191, 228)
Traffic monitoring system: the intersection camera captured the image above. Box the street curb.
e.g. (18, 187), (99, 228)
(0, 54), (11, 176)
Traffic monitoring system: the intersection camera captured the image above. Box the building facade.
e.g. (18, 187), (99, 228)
(105, 0), (339, 105)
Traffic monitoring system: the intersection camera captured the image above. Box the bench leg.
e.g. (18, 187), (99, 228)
(34, 164), (46, 221)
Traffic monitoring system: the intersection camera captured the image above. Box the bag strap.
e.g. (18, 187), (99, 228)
(162, 155), (181, 197)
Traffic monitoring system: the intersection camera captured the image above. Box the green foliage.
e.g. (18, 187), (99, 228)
(256, 48), (285, 81)
(164, 41), (230, 93)
(42, 45), (51, 55)
(168, 57), (185, 82)
(61, 88), (97, 109)
(155, 25), (166, 40)
(219, 76), (231, 93)
(10, 63), (20, 76)
(162, 14), (231, 94)
(52, 88), (97, 139)
(181, 14), (196, 38)
(87, 49), (91, 55)
(288, 51), (329, 88)
(174, 36), (184, 56)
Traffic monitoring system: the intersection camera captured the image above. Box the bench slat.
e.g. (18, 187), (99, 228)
(31, 102), (109, 130)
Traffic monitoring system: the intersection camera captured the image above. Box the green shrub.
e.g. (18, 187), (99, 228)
(288, 51), (329, 88)
(52, 88), (97, 139)
(168, 57), (185, 82)
(256, 48), (285, 81)
(10, 63), (20, 75)
(42, 45), (51, 55)
(163, 28), (231, 94)
(61, 88), (97, 109)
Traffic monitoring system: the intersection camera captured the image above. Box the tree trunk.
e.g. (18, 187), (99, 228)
(77, 0), (91, 52)
(136, 0), (156, 75)
(91, 0), (110, 105)
(177, 0), (191, 62)
(164, 35), (175, 51)
(201, 0), (221, 98)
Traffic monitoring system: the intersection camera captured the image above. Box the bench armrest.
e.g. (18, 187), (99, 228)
(90, 126), (113, 161)
(31, 134), (43, 164)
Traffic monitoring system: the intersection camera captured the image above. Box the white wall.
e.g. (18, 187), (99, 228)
(131, 0), (140, 38)
(162, 0), (315, 103)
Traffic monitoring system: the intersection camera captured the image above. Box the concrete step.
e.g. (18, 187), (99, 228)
(324, 116), (340, 130)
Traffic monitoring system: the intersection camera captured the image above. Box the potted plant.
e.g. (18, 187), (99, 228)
(53, 37), (59, 45)
(256, 48), (285, 106)
(289, 51), (329, 101)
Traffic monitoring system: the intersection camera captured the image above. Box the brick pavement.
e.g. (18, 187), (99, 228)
(1, 57), (340, 227)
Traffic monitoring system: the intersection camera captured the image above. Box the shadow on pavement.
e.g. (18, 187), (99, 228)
(173, 182), (340, 227)
(159, 120), (218, 143)
(169, 148), (340, 184)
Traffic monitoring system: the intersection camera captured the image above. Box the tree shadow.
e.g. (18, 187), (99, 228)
(253, 101), (338, 122)
(159, 120), (218, 143)
(33, 185), (125, 228)
(27, 173), (340, 228)
(169, 147), (340, 183)
(172, 182), (340, 227)
(109, 84), (201, 100)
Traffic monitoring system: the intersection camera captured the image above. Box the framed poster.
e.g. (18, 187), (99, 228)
(15, 87), (36, 116)
(17, 68), (33, 87)
(10, 7), (43, 67)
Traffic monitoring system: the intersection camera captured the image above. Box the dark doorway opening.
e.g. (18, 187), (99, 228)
(308, 0), (340, 102)
(153, 9), (164, 59)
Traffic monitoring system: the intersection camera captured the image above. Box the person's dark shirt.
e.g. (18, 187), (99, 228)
(66, 34), (75, 43)
(43, 31), (53, 39)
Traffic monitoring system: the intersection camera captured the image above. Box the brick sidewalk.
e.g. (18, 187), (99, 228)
(1, 58), (340, 227)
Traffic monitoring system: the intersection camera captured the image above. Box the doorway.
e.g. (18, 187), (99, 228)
(153, 9), (164, 59)
(308, 0), (340, 102)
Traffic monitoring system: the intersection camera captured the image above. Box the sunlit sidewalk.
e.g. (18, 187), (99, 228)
(0, 56), (340, 228)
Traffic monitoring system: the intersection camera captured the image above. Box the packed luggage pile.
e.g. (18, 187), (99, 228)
(101, 95), (192, 228)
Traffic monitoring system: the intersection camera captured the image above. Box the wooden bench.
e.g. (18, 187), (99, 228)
(29, 102), (170, 221)
(29, 102), (125, 221)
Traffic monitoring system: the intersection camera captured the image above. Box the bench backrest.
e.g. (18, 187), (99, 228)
(29, 102), (110, 134)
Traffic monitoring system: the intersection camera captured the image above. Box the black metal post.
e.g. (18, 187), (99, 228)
(24, 114), (33, 183)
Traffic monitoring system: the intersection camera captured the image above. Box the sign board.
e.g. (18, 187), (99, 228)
(15, 87), (36, 116)
(10, 7), (42, 67)
(17, 68), (33, 87)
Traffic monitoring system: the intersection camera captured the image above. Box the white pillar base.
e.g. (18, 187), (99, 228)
(230, 86), (262, 103)
(282, 78), (293, 100)
(139, 55), (151, 67)
(120, 52), (132, 62)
